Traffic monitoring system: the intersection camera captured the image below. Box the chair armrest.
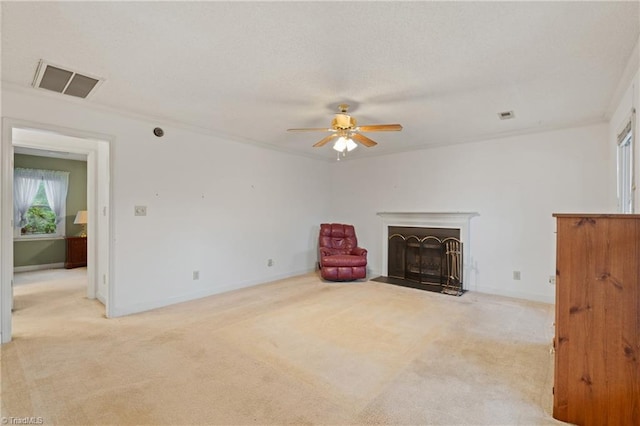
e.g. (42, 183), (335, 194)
(352, 247), (367, 257)
(320, 247), (341, 257)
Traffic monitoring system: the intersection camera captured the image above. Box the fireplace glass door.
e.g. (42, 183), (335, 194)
(387, 226), (463, 295)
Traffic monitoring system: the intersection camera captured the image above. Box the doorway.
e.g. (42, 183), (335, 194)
(1, 118), (112, 343)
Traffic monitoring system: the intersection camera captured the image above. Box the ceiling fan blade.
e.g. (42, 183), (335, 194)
(287, 127), (333, 132)
(313, 134), (339, 147)
(357, 124), (403, 132)
(352, 133), (378, 147)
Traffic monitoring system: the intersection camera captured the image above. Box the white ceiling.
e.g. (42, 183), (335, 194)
(2, 2), (639, 160)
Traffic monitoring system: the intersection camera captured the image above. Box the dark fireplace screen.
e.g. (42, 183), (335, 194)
(388, 227), (463, 296)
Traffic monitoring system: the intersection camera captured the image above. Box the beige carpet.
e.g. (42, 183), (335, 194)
(1, 269), (568, 425)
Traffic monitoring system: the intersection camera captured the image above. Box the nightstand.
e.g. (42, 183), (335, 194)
(65, 236), (87, 269)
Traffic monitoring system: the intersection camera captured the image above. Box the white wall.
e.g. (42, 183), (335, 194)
(0, 86), (617, 312)
(327, 124), (612, 303)
(2, 88), (329, 316)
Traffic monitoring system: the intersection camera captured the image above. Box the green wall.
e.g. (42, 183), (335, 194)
(13, 154), (87, 267)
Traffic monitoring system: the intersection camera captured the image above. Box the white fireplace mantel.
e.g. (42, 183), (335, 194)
(377, 212), (479, 290)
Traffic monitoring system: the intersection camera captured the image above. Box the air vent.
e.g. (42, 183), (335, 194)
(498, 111), (515, 120)
(32, 60), (103, 99)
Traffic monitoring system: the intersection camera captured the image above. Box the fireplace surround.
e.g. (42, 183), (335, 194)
(376, 212), (478, 295)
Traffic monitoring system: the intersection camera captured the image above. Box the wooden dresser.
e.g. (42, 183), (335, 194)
(552, 214), (640, 426)
(65, 236), (87, 269)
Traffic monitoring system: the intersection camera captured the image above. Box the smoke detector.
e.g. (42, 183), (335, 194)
(32, 60), (103, 99)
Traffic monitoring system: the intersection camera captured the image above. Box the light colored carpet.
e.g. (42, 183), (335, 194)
(1, 269), (568, 425)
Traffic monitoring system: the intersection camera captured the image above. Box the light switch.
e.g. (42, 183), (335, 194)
(134, 205), (147, 216)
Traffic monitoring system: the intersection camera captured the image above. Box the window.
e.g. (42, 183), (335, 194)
(14, 168), (69, 239)
(617, 115), (635, 213)
(21, 182), (57, 235)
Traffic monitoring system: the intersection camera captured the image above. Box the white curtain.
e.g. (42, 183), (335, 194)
(42, 170), (70, 225)
(13, 168), (41, 228)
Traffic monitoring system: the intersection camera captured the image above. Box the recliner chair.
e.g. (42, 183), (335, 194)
(318, 223), (367, 281)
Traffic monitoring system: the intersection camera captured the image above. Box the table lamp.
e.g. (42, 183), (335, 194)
(74, 210), (88, 237)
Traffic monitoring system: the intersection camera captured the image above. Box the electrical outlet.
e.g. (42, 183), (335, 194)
(513, 271), (521, 280)
(193, 270), (199, 280)
(267, 259), (274, 267)
(134, 205), (147, 216)
(549, 275), (556, 285)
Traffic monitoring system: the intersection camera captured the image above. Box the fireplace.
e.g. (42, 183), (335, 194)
(375, 212), (478, 296)
(388, 226), (463, 295)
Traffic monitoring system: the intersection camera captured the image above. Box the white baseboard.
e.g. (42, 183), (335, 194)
(14, 263), (65, 273)
(368, 272), (554, 304)
(110, 268), (316, 318)
(367, 268), (382, 279)
(473, 285), (555, 304)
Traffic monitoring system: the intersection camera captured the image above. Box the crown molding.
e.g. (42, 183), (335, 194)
(339, 116), (607, 163)
(1, 82), (330, 162)
(2, 81), (611, 166)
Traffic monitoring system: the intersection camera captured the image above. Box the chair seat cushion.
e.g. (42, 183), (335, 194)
(322, 254), (367, 267)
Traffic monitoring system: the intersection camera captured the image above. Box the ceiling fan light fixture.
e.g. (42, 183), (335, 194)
(332, 136), (358, 153)
(333, 136), (348, 152)
(287, 103), (402, 153)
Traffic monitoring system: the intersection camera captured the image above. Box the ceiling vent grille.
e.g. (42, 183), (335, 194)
(32, 60), (103, 99)
(498, 110), (515, 120)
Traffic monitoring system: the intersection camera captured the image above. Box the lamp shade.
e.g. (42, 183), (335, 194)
(333, 136), (348, 152)
(74, 210), (88, 225)
(332, 136), (358, 153)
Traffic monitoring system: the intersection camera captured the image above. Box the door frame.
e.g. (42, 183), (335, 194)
(1, 118), (114, 343)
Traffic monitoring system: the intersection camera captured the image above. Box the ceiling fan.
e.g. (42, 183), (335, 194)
(287, 104), (402, 153)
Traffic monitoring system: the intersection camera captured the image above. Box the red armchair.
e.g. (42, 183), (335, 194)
(318, 223), (367, 281)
